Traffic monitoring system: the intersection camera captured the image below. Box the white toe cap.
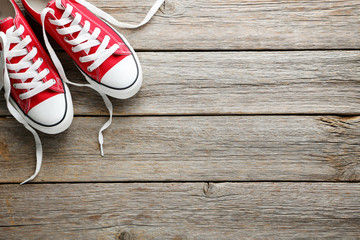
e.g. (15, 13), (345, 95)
(27, 93), (67, 126)
(100, 56), (139, 89)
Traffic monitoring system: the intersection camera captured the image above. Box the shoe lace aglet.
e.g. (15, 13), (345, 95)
(100, 143), (104, 157)
(20, 175), (35, 185)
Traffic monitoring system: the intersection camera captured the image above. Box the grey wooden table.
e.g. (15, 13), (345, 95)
(1, 0), (360, 239)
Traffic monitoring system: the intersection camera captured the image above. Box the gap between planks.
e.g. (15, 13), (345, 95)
(1, 114), (360, 118)
(1, 180), (360, 185)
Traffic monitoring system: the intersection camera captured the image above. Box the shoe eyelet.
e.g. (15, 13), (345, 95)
(71, 47), (75, 52)
(87, 67), (92, 72)
(64, 37), (68, 41)
(12, 84), (17, 89)
(45, 68), (50, 74)
(39, 57), (43, 62)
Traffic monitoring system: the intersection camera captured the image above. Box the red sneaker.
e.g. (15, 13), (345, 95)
(0, 0), (74, 184)
(22, 0), (164, 99)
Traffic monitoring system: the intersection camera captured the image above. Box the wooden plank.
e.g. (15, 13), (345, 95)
(19, 0), (360, 50)
(0, 182), (359, 239)
(0, 51), (359, 116)
(1, 115), (359, 183)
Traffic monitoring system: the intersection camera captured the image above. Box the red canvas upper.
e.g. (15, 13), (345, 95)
(22, 0), (132, 83)
(0, 0), (64, 114)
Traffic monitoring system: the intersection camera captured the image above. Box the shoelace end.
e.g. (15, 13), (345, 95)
(20, 175), (35, 185)
(100, 143), (104, 157)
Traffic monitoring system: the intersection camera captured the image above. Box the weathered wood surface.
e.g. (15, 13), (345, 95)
(0, 51), (359, 116)
(2, 1), (359, 238)
(1, 115), (359, 183)
(1, 182), (359, 239)
(20, 0), (360, 50)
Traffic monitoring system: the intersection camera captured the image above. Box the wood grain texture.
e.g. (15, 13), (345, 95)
(0, 51), (359, 116)
(20, 0), (360, 50)
(2, 1), (358, 238)
(0, 115), (359, 183)
(1, 182), (359, 239)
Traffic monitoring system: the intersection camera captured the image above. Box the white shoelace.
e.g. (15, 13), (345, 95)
(0, 25), (56, 185)
(41, 0), (165, 156)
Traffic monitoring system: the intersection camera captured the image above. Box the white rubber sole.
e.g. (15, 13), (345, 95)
(78, 32), (143, 99)
(9, 83), (74, 135)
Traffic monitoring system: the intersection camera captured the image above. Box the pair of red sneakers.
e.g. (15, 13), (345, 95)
(0, 0), (164, 184)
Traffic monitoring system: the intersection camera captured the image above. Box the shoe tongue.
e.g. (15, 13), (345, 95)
(0, 17), (15, 33)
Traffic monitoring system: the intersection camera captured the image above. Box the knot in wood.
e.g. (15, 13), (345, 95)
(160, 0), (180, 15)
(117, 230), (133, 240)
(203, 182), (217, 197)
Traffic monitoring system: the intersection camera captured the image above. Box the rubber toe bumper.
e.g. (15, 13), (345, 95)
(100, 55), (138, 89)
(27, 93), (67, 126)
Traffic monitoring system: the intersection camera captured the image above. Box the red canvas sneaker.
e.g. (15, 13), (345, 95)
(22, 0), (164, 99)
(0, 0), (73, 184)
